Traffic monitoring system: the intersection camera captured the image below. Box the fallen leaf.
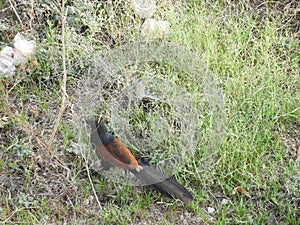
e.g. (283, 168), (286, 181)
(233, 186), (251, 198)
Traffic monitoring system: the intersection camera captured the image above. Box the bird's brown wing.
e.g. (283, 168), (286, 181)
(109, 138), (139, 169)
(95, 144), (131, 170)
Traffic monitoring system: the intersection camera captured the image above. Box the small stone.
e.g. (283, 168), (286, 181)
(83, 195), (94, 206)
(141, 19), (170, 39)
(207, 207), (215, 214)
(131, 0), (156, 18)
(221, 198), (229, 205)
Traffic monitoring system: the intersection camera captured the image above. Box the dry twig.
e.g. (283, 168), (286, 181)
(8, 0), (23, 27)
(49, 0), (69, 146)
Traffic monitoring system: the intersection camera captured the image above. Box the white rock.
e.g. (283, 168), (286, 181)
(207, 207), (215, 214)
(0, 46), (15, 76)
(131, 0), (156, 18)
(13, 33), (35, 58)
(141, 18), (170, 39)
(13, 33), (35, 67)
(221, 198), (229, 205)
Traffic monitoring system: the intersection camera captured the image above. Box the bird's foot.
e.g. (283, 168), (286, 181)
(129, 164), (143, 172)
(135, 165), (143, 172)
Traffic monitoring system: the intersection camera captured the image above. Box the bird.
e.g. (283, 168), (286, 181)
(85, 118), (193, 204)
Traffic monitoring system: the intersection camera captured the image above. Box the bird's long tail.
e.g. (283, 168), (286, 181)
(132, 163), (193, 204)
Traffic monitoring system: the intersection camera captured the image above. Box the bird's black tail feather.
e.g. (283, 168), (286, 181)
(132, 163), (193, 204)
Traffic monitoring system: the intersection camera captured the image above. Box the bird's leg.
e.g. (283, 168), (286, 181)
(128, 164), (143, 172)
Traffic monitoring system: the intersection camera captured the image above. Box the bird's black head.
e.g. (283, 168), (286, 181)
(85, 118), (113, 146)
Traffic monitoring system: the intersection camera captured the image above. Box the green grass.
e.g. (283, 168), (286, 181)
(0, 0), (299, 224)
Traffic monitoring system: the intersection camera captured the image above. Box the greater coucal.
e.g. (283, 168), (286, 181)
(86, 119), (193, 204)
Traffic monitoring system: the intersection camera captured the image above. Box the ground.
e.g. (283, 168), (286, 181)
(0, 1), (299, 224)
